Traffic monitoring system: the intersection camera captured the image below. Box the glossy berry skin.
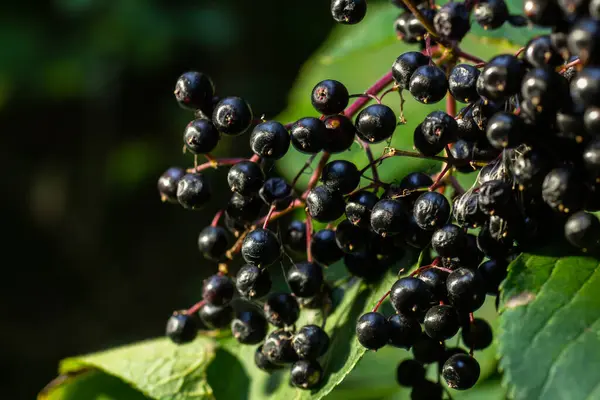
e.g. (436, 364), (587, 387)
(568, 19), (600, 65)
(486, 111), (524, 149)
(584, 139), (600, 177)
(421, 111), (458, 146)
(158, 167), (185, 203)
(202, 274), (234, 306)
(250, 121), (290, 160)
(323, 115), (356, 153)
(478, 179), (514, 217)
(174, 71), (215, 112)
(212, 97), (253, 136)
(166, 313), (197, 344)
(285, 220), (307, 252)
(259, 177), (293, 210)
(434, 2), (470, 40)
(331, 0), (367, 24)
(236, 265), (271, 299)
(432, 224), (467, 258)
(449, 64), (480, 103)
(409, 65), (448, 104)
(370, 199), (407, 237)
(262, 329), (298, 365)
(477, 54), (525, 101)
(418, 268), (449, 301)
(478, 259), (508, 295)
(388, 313), (422, 349)
(385, 172), (434, 207)
(346, 190), (378, 227)
(571, 67), (600, 108)
(287, 262), (324, 298)
(355, 104), (397, 143)
(413, 192), (451, 231)
(413, 124), (445, 156)
(477, 222), (513, 259)
(412, 333), (445, 364)
(392, 52), (430, 90)
(321, 160), (360, 194)
(290, 117), (326, 154)
(390, 277), (435, 317)
(255, 345), (282, 372)
(345, 251), (390, 282)
(177, 173), (211, 210)
(474, 0), (509, 30)
(311, 229), (344, 265)
(511, 148), (549, 191)
(541, 167), (585, 214)
(292, 325), (330, 360)
(264, 293), (300, 327)
(226, 193), (262, 224)
(442, 354), (480, 390)
(396, 359), (426, 387)
(521, 67), (569, 112)
(197, 226), (229, 261)
(199, 303), (234, 329)
(462, 318), (493, 350)
(564, 212), (600, 251)
(523, 0), (562, 26)
(306, 186), (346, 222)
(231, 310), (268, 345)
(227, 161), (264, 196)
(447, 268), (486, 313)
(584, 109), (600, 136)
(424, 305), (460, 340)
(290, 360), (323, 389)
(241, 228), (281, 267)
(453, 192), (486, 229)
(183, 119), (220, 154)
(311, 79), (349, 115)
(335, 220), (368, 253)
(356, 312), (390, 350)
(524, 35), (563, 68)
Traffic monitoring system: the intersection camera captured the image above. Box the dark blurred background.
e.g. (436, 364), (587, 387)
(0, 1), (333, 398)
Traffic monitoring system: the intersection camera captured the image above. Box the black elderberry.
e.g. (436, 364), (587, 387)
(486, 111), (525, 149)
(321, 160), (360, 194)
(511, 148), (550, 191)
(411, 380), (444, 400)
(198, 226), (229, 261)
(424, 305), (460, 340)
(290, 360), (323, 389)
(241, 228), (281, 267)
(259, 177), (293, 210)
(388, 313), (422, 349)
(311, 79), (349, 115)
(330, 0), (367, 25)
(477, 54), (525, 102)
(227, 161), (264, 196)
(584, 108), (600, 135)
(199, 303), (234, 329)
(177, 173), (211, 210)
(335, 219), (368, 253)
(355, 103), (397, 143)
(236, 265), (272, 299)
(323, 115), (356, 153)
(413, 123), (446, 156)
(392, 51), (430, 90)
(226, 193), (263, 224)
(446, 268), (486, 313)
(474, 0), (509, 30)
(592, 0), (600, 17)
(558, 0), (589, 15)
(462, 318), (493, 350)
(284, 220), (307, 253)
(292, 325), (330, 360)
(370, 199), (407, 237)
(306, 185), (346, 222)
(396, 359), (426, 387)
(224, 212), (246, 236)
(394, 12), (417, 43)
(202, 274), (234, 306)
(290, 117), (326, 154)
(571, 67), (600, 108)
(412, 333), (445, 364)
(432, 224), (467, 258)
(255, 345), (282, 372)
(477, 221), (513, 259)
(541, 167), (585, 214)
(448, 64), (480, 104)
(346, 190), (378, 227)
(390, 277), (435, 317)
(311, 229), (344, 265)
(344, 251), (390, 281)
(403, 215), (434, 249)
(212, 97), (253, 136)
(568, 19), (600, 65)
(183, 118), (220, 155)
(262, 329), (298, 364)
(521, 67), (569, 113)
(564, 211), (600, 252)
(409, 65), (448, 104)
(166, 313), (197, 344)
(231, 310), (268, 345)
(401, 7), (437, 43)
(264, 293), (300, 327)
(456, 107), (482, 141)
(356, 312), (390, 350)
(584, 139), (600, 177)
(385, 172), (434, 207)
(413, 191), (451, 231)
(174, 71), (215, 112)
(442, 354), (481, 390)
(478, 258), (508, 295)
(418, 267), (449, 301)
(443, 233), (484, 271)
(478, 179), (515, 217)
(453, 191), (486, 229)
(523, 0), (562, 27)
(524, 35), (564, 68)
(421, 111), (458, 147)
(249, 121), (290, 160)
(434, 2), (471, 41)
(158, 167), (185, 203)
(287, 262), (324, 298)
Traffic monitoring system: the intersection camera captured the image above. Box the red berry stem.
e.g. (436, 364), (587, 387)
(302, 152), (331, 200)
(291, 154), (318, 188)
(560, 57), (581, 73)
(372, 290), (391, 312)
(469, 312), (475, 356)
(262, 205), (277, 229)
(185, 299), (206, 316)
(343, 71), (394, 118)
(446, 92), (457, 118)
(211, 209), (224, 227)
(306, 213), (314, 263)
(429, 163), (452, 191)
(191, 157), (254, 173)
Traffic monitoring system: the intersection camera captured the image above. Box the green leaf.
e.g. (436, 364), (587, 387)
(50, 336), (217, 400)
(498, 248), (600, 400)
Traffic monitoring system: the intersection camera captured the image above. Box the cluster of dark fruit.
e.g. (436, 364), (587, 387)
(157, 0), (600, 396)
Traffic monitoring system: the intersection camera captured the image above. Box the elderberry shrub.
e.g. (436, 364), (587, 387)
(159, 2), (600, 393)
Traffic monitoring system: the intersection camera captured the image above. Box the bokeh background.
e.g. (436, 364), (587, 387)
(1, 1), (334, 398)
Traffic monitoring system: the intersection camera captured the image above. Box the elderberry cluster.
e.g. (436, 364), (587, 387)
(157, 0), (600, 396)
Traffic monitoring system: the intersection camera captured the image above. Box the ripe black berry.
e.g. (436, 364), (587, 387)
(198, 303), (234, 329)
(330, 0), (367, 25)
(321, 160), (360, 194)
(264, 293), (300, 327)
(541, 167), (585, 213)
(584, 111), (600, 137)
(523, 0), (562, 27)
(259, 177), (293, 210)
(255, 345), (282, 372)
(183, 118), (220, 154)
(570, 67), (600, 108)
(231, 310), (268, 345)
(226, 193), (263, 223)
(311, 229), (344, 265)
(311, 79), (349, 115)
(462, 318), (493, 350)
(447, 268), (486, 313)
(290, 360), (323, 389)
(453, 191), (486, 229)
(564, 211), (600, 251)
(158, 167), (185, 203)
(386, 172), (434, 207)
(290, 117), (326, 154)
(409, 65), (448, 104)
(413, 123), (445, 156)
(356, 312), (390, 350)
(345, 251), (390, 281)
(568, 19), (600, 65)
(345, 190), (378, 227)
(477, 221), (513, 259)
(432, 224), (467, 258)
(202, 274), (234, 306)
(241, 228), (281, 267)
(212, 96), (253, 136)
(236, 265), (272, 299)
(370, 199), (407, 237)
(413, 191), (451, 231)
(418, 267), (449, 301)
(262, 329), (298, 364)
(449, 64), (480, 103)
(335, 219), (368, 253)
(292, 325), (330, 360)
(166, 313), (197, 344)
(511, 148), (550, 191)
(388, 313), (422, 349)
(412, 333), (445, 364)
(250, 121), (290, 160)
(521, 67), (569, 113)
(424, 305), (460, 340)
(477, 54), (525, 101)
(306, 185), (346, 222)
(174, 71), (215, 112)
(478, 179), (515, 217)
(486, 111), (525, 149)
(227, 161), (264, 196)
(524, 35), (564, 68)
(421, 111), (458, 146)
(390, 277), (435, 317)
(177, 173), (211, 210)
(442, 354), (481, 390)
(198, 226), (229, 261)
(284, 220), (307, 253)
(392, 52), (430, 90)
(323, 115), (356, 153)
(478, 258), (508, 295)
(287, 262), (324, 298)
(396, 359), (426, 387)
(434, 2), (470, 40)
(355, 104), (397, 143)
(474, 0), (509, 30)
